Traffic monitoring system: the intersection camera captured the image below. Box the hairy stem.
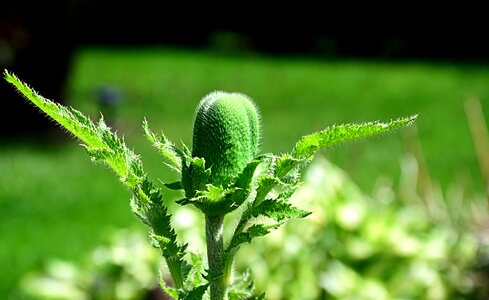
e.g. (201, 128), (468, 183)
(206, 215), (226, 300)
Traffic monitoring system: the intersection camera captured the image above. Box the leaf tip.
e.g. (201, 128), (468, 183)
(4, 69), (15, 83)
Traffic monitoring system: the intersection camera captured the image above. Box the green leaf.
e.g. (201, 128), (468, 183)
(181, 284), (209, 300)
(254, 175), (281, 205)
(184, 159), (262, 215)
(6, 71), (101, 147)
(5, 71), (190, 291)
(233, 160), (262, 189)
(5, 70), (141, 187)
(273, 154), (301, 178)
(134, 178), (182, 257)
(227, 270), (264, 300)
(83, 146), (114, 162)
(132, 179), (190, 291)
(143, 118), (185, 173)
(194, 184), (233, 204)
(252, 199), (311, 221)
(225, 159), (262, 209)
(251, 154), (301, 206)
(227, 223), (281, 253)
(182, 157), (211, 199)
(183, 252), (207, 289)
(164, 181), (184, 190)
(292, 115), (418, 160)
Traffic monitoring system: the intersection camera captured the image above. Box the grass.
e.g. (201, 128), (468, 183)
(1, 47), (488, 297)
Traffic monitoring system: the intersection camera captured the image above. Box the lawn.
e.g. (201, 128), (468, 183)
(1, 47), (488, 297)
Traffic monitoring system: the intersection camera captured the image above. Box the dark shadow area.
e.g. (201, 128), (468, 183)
(1, 1), (488, 137)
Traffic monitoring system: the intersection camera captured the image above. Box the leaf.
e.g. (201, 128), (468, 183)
(134, 178), (182, 257)
(143, 118), (185, 173)
(183, 159), (262, 215)
(224, 159), (262, 209)
(251, 154), (301, 206)
(6, 71), (100, 147)
(194, 184), (233, 204)
(291, 115), (417, 160)
(182, 157), (211, 199)
(5, 70), (140, 187)
(252, 199), (311, 221)
(273, 154), (301, 178)
(254, 175), (281, 205)
(227, 223), (281, 253)
(83, 146), (114, 162)
(5, 71), (190, 291)
(164, 181), (184, 190)
(233, 160), (262, 190)
(227, 269), (265, 300)
(183, 252), (207, 288)
(181, 284), (209, 300)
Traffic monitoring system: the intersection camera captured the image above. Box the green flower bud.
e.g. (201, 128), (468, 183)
(192, 91), (260, 185)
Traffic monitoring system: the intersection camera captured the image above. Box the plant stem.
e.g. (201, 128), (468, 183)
(166, 256), (184, 290)
(206, 215), (226, 300)
(222, 250), (235, 286)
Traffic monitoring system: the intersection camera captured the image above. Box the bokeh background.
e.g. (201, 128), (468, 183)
(1, 2), (489, 299)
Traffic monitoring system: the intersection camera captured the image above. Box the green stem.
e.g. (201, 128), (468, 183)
(206, 215), (226, 300)
(165, 256), (183, 290)
(222, 249), (235, 286)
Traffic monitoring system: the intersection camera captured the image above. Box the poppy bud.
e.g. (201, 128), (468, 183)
(192, 91), (260, 185)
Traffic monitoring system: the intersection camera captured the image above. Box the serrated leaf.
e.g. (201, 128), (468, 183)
(228, 292), (266, 300)
(273, 154), (301, 178)
(183, 252), (207, 288)
(181, 284), (209, 300)
(83, 146), (114, 162)
(249, 154), (303, 208)
(227, 223), (281, 253)
(227, 269), (263, 300)
(233, 160), (262, 188)
(224, 159), (262, 209)
(252, 200), (311, 221)
(134, 178), (182, 256)
(143, 119), (185, 173)
(182, 157), (212, 199)
(184, 159), (263, 215)
(254, 175), (281, 204)
(292, 115), (417, 160)
(6, 71), (192, 293)
(164, 181), (184, 190)
(193, 184), (229, 204)
(149, 232), (171, 247)
(5, 71), (143, 188)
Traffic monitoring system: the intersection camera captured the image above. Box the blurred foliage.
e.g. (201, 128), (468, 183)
(19, 230), (160, 300)
(236, 156), (489, 299)
(18, 156), (489, 299)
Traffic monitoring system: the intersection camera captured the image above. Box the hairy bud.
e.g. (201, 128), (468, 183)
(192, 91), (260, 185)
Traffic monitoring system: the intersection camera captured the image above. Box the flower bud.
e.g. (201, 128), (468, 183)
(192, 91), (260, 185)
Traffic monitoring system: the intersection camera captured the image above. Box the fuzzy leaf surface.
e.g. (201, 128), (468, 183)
(6, 71), (189, 291)
(292, 116), (417, 160)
